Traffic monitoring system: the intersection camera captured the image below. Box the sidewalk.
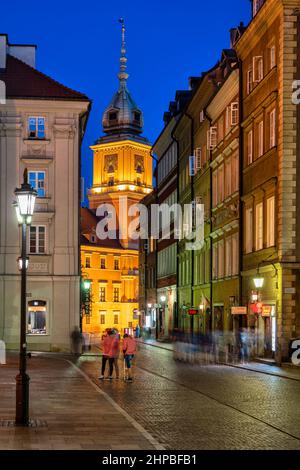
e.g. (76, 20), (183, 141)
(137, 338), (300, 381)
(0, 353), (159, 450)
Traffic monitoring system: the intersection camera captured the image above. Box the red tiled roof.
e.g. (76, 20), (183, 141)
(80, 207), (123, 250)
(0, 54), (89, 101)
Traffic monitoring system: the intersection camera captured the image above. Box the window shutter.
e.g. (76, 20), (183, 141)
(231, 102), (239, 126)
(208, 127), (217, 149)
(253, 56), (263, 83)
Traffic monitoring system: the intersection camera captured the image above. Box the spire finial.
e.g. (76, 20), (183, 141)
(118, 18), (129, 83)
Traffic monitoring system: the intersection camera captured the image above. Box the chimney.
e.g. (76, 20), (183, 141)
(0, 34), (7, 69)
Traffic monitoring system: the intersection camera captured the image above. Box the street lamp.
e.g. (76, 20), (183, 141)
(253, 270), (265, 289)
(83, 279), (91, 291)
(14, 169), (37, 426)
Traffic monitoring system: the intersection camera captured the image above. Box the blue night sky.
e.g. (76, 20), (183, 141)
(2, 0), (250, 202)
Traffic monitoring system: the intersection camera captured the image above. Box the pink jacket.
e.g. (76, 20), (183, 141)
(108, 337), (120, 358)
(123, 336), (136, 356)
(102, 335), (113, 356)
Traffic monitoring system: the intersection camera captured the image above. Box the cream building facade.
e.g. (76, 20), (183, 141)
(0, 34), (90, 351)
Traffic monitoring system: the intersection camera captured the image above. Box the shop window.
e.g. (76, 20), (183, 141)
(28, 300), (47, 335)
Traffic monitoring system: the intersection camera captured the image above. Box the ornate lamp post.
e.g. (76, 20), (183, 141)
(14, 170), (37, 426)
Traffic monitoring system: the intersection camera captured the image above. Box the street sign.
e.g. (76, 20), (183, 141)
(231, 306), (247, 315)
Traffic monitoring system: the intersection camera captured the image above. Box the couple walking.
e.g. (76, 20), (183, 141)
(99, 329), (136, 382)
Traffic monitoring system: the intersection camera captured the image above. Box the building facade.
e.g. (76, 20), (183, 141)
(82, 22), (153, 336)
(0, 34), (90, 351)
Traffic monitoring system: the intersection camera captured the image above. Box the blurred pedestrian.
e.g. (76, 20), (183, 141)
(99, 329), (114, 380)
(109, 329), (120, 379)
(70, 326), (82, 356)
(123, 333), (136, 382)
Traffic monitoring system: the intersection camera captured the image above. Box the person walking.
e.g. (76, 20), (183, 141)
(109, 330), (120, 379)
(122, 333), (136, 382)
(99, 329), (113, 380)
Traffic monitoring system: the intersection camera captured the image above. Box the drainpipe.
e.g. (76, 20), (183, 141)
(238, 59), (244, 320)
(185, 112), (195, 335)
(171, 130), (180, 331)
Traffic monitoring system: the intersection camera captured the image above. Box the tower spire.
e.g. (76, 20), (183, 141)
(118, 18), (129, 84)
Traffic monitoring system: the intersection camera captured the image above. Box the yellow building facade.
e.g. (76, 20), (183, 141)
(81, 20), (153, 336)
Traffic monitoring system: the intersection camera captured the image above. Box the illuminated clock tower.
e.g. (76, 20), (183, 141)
(88, 20), (153, 249)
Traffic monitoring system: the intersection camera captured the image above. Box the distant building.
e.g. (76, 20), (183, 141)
(81, 22), (153, 336)
(0, 34), (90, 351)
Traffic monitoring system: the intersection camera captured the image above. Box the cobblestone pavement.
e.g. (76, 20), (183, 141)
(78, 343), (300, 450)
(0, 355), (156, 450)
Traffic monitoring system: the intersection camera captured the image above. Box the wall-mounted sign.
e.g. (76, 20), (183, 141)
(188, 308), (199, 316)
(231, 306), (247, 315)
(262, 305), (272, 317)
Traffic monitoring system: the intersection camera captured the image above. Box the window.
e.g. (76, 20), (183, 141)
(270, 45), (276, 69)
(134, 112), (141, 123)
(207, 127), (217, 149)
(269, 109), (276, 149)
(28, 171), (45, 197)
(28, 117), (45, 139)
(213, 244), (218, 280)
(232, 233), (239, 275)
(255, 202), (263, 251)
(113, 287), (120, 303)
(27, 300), (47, 335)
(109, 111), (117, 121)
(85, 256), (91, 268)
(225, 158), (231, 198)
(245, 207), (253, 254)
(247, 130), (253, 164)
(200, 110), (205, 123)
(253, 56), (263, 83)
(29, 226), (46, 254)
(217, 165), (224, 204)
(232, 153), (239, 194)
(100, 258), (106, 269)
(195, 147), (202, 171)
(114, 259), (120, 270)
(213, 171), (218, 208)
(218, 116), (224, 143)
(258, 120), (264, 157)
(225, 106), (231, 133)
(113, 312), (119, 325)
(266, 196), (275, 247)
(218, 241), (224, 279)
(247, 69), (253, 95)
(100, 311), (106, 325)
(225, 237), (232, 277)
(231, 102), (239, 126)
(108, 177), (114, 186)
(99, 287), (106, 302)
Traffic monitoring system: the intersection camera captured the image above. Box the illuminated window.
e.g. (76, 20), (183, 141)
(113, 287), (120, 303)
(255, 202), (263, 251)
(266, 196), (275, 247)
(99, 287), (106, 302)
(27, 300), (47, 335)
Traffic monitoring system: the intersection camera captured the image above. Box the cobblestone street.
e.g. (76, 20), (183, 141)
(78, 343), (300, 450)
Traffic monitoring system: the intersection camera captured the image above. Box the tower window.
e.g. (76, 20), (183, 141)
(134, 112), (141, 123)
(109, 112), (118, 121)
